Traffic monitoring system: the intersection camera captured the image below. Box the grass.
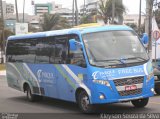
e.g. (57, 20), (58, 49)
(0, 64), (5, 71)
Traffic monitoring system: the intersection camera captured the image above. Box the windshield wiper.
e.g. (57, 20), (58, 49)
(95, 59), (127, 65)
(91, 64), (112, 68)
(125, 57), (147, 61)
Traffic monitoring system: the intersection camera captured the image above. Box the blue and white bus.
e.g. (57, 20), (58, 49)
(6, 25), (154, 113)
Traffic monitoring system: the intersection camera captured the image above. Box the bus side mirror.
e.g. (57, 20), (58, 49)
(69, 39), (82, 51)
(141, 33), (149, 45)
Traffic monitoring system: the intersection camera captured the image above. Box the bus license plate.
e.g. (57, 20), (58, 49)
(125, 85), (137, 91)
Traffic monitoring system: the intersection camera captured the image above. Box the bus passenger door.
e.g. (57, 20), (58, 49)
(36, 37), (57, 98)
(54, 36), (73, 100)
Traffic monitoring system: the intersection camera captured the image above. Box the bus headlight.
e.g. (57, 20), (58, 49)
(93, 79), (110, 87)
(147, 72), (154, 82)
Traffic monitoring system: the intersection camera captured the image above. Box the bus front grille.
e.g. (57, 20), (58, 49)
(113, 76), (144, 86)
(118, 88), (142, 96)
(113, 76), (144, 96)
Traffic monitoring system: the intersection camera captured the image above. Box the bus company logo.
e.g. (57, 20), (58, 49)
(37, 70), (54, 80)
(92, 71), (108, 80)
(126, 79), (133, 84)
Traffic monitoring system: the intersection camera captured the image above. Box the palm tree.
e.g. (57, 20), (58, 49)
(40, 13), (71, 31)
(0, 18), (14, 63)
(98, 0), (126, 24)
(80, 11), (97, 24)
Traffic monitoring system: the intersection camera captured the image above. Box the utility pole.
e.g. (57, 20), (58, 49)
(23, 0), (25, 23)
(15, 0), (19, 22)
(112, 0), (115, 24)
(145, 0), (154, 58)
(138, 0), (142, 35)
(0, 0), (4, 63)
(72, 0), (75, 26)
(75, 0), (79, 25)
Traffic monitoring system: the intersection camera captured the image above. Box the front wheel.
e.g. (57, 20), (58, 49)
(77, 91), (94, 113)
(131, 98), (149, 108)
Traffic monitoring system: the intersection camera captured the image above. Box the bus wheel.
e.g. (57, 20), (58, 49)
(26, 86), (43, 102)
(26, 86), (35, 102)
(78, 91), (94, 113)
(131, 98), (149, 108)
(155, 88), (160, 95)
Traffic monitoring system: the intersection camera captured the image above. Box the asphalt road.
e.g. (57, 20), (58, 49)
(0, 75), (160, 119)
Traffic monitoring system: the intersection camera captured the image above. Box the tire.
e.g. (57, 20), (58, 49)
(155, 88), (160, 95)
(26, 85), (43, 102)
(131, 98), (149, 108)
(77, 91), (94, 113)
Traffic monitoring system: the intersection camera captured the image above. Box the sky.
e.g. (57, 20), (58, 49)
(5, 0), (146, 15)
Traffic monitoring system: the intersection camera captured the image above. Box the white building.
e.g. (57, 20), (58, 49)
(0, 1), (14, 18)
(123, 14), (145, 26)
(80, 0), (98, 15)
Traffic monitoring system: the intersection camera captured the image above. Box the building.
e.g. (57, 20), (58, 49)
(35, 3), (52, 16)
(6, 3), (14, 14)
(80, 0), (98, 15)
(4, 19), (16, 33)
(0, 1), (14, 18)
(5, 13), (41, 33)
(51, 8), (75, 26)
(123, 14), (145, 26)
(34, 2), (62, 16)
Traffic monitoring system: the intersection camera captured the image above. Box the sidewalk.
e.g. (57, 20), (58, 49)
(0, 70), (6, 76)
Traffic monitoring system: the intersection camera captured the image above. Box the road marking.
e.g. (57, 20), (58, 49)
(149, 102), (160, 105)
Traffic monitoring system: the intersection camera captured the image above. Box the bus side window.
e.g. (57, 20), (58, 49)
(36, 37), (55, 64)
(68, 34), (86, 68)
(7, 39), (36, 63)
(55, 36), (68, 64)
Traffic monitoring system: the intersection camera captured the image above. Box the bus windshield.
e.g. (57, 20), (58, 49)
(82, 30), (149, 67)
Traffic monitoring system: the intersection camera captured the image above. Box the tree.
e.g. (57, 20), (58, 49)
(80, 10), (97, 24)
(28, 24), (40, 33)
(55, 17), (71, 29)
(154, 9), (160, 28)
(0, 18), (14, 63)
(40, 13), (71, 31)
(98, 0), (126, 24)
(126, 23), (138, 32)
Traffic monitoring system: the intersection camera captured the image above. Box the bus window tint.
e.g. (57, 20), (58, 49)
(36, 37), (55, 64)
(7, 39), (37, 63)
(55, 36), (68, 64)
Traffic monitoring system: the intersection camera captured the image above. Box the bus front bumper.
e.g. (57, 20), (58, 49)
(90, 79), (154, 104)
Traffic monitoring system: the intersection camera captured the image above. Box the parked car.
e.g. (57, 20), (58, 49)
(153, 61), (160, 95)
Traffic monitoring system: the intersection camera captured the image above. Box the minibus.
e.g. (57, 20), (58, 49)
(6, 25), (154, 113)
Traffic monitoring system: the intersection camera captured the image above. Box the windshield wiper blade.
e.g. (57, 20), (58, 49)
(125, 57), (146, 61)
(95, 59), (127, 65)
(92, 64), (111, 68)
(95, 59), (120, 62)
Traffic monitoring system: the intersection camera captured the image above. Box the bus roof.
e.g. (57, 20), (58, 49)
(8, 25), (133, 40)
